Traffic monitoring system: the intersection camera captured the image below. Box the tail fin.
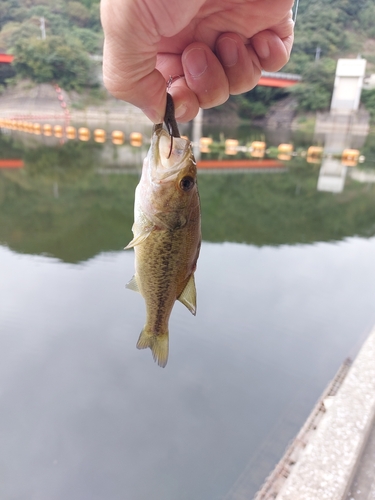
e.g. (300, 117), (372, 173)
(136, 328), (169, 368)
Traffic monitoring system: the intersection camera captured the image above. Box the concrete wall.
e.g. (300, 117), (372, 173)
(330, 59), (367, 113)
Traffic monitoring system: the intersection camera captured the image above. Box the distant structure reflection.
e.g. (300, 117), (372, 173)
(315, 58), (370, 193)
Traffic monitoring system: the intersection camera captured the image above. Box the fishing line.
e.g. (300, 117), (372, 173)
(293, 0), (300, 24)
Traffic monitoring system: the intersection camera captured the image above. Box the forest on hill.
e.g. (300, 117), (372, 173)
(1, 0), (375, 119)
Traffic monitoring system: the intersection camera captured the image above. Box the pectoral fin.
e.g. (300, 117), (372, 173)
(124, 228), (152, 249)
(178, 274), (197, 316)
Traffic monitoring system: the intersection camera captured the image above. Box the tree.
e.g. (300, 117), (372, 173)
(288, 58), (336, 112)
(71, 26), (103, 53)
(66, 1), (90, 27)
(13, 35), (92, 89)
(234, 86), (288, 119)
(361, 89), (375, 123)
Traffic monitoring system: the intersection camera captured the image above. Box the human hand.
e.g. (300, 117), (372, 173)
(101, 0), (294, 123)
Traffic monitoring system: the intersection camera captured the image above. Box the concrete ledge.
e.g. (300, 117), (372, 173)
(276, 326), (375, 500)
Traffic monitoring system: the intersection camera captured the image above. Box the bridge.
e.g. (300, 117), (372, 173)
(258, 71), (302, 87)
(0, 159), (24, 168)
(0, 53), (301, 88)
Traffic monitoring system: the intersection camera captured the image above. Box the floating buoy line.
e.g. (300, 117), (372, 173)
(0, 118), (365, 167)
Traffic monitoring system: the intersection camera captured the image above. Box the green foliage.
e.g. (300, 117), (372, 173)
(291, 0), (373, 63)
(0, 0), (102, 90)
(71, 26), (103, 53)
(280, 0), (375, 114)
(361, 89), (375, 123)
(0, 60), (16, 85)
(234, 87), (288, 119)
(358, 4), (375, 38)
(0, 20), (40, 49)
(66, 1), (91, 27)
(13, 35), (91, 89)
(288, 58), (336, 112)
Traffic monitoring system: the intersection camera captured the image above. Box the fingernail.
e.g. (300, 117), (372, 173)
(174, 103), (187, 120)
(217, 37), (238, 67)
(185, 48), (208, 78)
(254, 38), (270, 60)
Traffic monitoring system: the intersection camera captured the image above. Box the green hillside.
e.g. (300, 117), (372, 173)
(1, 0), (375, 116)
(236, 0), (375, 118)
(0, 0), (101, 90)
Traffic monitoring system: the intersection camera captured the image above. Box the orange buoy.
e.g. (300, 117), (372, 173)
(199, 136), (212, 153)
(130, 132), (143, 147)
(306, 146), (323, 164)
(94, 128), (106, 143)
(277, 144), (293, 161)
(65, 126), (76, 139)
(278, 143), (293, 153)
(225, 139), (239, 155)
(78, 127), (90, 141)
(250, 141), (266, 158)
(53, 125), (63, 137)
(111, 130), (124, 145)
(200, 137), (213, 147)
(341, 149), (360, 167)
(33, 123), (42, 135)
(43, 124), (52, 136)
(277, 153), (292, 161)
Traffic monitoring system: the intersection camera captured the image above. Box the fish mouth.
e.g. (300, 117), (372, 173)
(150, 127), (194, 181)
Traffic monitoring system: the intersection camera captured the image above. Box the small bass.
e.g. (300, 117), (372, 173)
(125, 94), (201, 367)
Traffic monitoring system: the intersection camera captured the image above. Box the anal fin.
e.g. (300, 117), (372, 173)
(178, 274), (197, 316)
(126, 275), (140, 293)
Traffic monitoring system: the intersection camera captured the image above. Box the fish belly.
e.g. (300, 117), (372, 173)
(134, 226), (195, 367)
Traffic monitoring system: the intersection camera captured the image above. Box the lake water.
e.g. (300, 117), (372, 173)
(1, 123), (375, 500)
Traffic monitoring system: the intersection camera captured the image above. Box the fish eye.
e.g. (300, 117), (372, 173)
(179, 176), (195, 191)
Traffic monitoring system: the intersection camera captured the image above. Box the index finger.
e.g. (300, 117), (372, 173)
(101, 0), (167, 122)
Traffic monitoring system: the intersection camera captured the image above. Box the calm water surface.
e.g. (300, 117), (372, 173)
(1, 126), (375, 499)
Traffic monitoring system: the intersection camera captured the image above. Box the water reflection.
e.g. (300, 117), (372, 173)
(1, 238), (375, 500)
(1, 126), (375, 499)
(1, 131), (375, 263)
(317, 158), (347, 193)
(315, 112), (371, 193)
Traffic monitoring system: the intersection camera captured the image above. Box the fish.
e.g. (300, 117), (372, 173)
(125, 94), (201, 368)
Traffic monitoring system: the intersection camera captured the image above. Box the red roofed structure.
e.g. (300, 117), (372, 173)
(0, 53), (14, 64)
(258, 71), (302, 88)
(0, 159), (24, 169)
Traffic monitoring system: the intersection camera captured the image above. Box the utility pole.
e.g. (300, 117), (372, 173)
(40, 17), (46, 40)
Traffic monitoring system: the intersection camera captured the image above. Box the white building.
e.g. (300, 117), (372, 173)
(330, 58), (367, 113)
